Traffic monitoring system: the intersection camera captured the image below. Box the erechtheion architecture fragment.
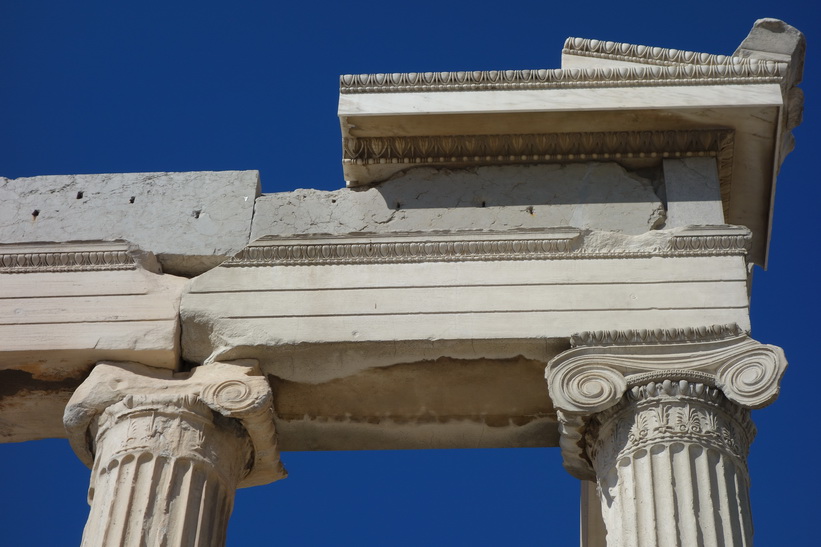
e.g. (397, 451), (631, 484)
(0, 18), (804, 546)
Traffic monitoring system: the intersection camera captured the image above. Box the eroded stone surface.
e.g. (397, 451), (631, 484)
(735, 18), (805, 84)
(64, 360), (285, 546)
(0, 171), (260, 276)
(251, 163), (665, 239)
(663, 158), (724, 228)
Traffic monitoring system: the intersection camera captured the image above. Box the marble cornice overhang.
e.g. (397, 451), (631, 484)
(337, 20), (805, 268)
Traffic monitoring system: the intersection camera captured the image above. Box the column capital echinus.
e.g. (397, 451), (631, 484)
(64, 360), (286, 489)
(546, 324), (787, 480)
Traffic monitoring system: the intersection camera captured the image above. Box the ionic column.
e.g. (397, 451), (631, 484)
(64, 360), (286, 547)
(547, 325), (786, 547)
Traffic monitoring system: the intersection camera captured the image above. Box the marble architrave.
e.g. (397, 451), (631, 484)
(181, 225), (752, 452)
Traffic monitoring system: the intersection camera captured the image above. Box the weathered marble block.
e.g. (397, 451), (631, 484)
(251, 163), (665, 239)
(0, 171), (260, 276)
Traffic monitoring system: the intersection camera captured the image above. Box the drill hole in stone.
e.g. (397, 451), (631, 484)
(76, 191), (83, 199)
(129, 196), (135, 204)
(192, 210), (201, 219)
(32, 209), (40, 218)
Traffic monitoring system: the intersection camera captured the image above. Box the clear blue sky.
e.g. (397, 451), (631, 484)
(1, 1), (818, 545)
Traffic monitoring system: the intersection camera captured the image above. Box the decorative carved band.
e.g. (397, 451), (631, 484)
(339, 63), (785, 94)
(225, 228), (752, 268)
(562, 37), (786, 68)
(343, 129), (734, 167)
(227, 235), (578, 267)
(587, 380), (756, 480)
(0, 247), (136, 274)
(571, 324), (744, 348)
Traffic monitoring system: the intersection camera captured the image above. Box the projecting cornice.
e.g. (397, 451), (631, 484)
(338, 19), (804, 268)
(562, 37), (787, 68)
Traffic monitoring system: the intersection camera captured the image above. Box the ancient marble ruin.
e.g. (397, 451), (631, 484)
(0, 18), (804, 546)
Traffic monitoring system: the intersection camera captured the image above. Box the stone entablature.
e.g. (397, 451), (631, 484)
(338, 19), (804, 267)
(0, 18), (805, 547)
(181, 226), (751, 451)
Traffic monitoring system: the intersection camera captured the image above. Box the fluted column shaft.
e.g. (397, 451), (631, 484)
(64, 360), (286, 547)
(587, 381), (755, 547)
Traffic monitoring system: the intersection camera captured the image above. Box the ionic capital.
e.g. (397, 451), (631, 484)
(546, 324), (787, 479)
(64, 359), (285, 488)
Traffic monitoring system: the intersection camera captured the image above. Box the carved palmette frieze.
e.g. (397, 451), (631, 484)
(546, 329), (786, 479)
(343, 130), (733, 166)
(226, 227), (751, 268)
(92, 395), (254, 491)
(586, 381), (756, 480)
(562, 37), (787, 68)
(0, 244), (137, 274)
(339, 63), (785, 94)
